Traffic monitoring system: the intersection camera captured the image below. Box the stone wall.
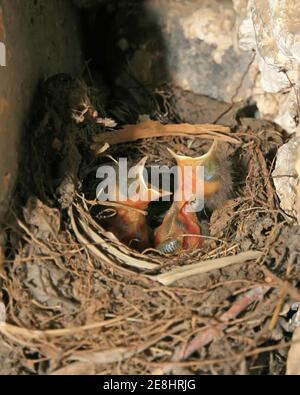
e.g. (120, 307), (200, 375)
(234, 0), (300, 220)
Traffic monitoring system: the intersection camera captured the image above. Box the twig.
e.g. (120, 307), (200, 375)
(147, 339), (297, 369)
(0, 314), (134, 340)
(183, 285), (270, 357)
(268, 289), (287, 331)
(152, 285), (270, 374)
(261, 265), (300, 300)
(152, 251), (263, 286)
(91, 120), (240, 148)
(67, 321), (189, 365)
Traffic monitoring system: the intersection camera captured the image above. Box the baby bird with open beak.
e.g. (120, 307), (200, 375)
(100, 157), (168, 252)
(154, 140), (232, 254)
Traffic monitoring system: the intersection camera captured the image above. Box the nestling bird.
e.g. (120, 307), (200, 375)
(154, 199), (203, 254)
(101, 156), (168, 252)
(154, 140), (232, 254)
(167, 140), (232, 211)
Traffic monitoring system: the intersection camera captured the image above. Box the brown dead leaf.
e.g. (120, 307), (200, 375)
(24, 260), (79, 314)
(23, 197), (60, 239)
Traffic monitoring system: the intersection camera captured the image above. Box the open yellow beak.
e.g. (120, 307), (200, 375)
(167, 140), (221, 199)
(167, 140), (217, 167)
(111, 156), (171, 209)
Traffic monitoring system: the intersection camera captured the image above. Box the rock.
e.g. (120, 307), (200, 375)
(236, 0), (300, 133)
(274, 90), (299, 134)
(272, 137), (299, 216)
(102, 0), (254, 103)
(295, 127), (300, 223)
(234, 0), (300, 219)
(172, 89), (243, 125)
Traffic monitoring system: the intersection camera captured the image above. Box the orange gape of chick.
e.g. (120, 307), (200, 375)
(154, 199), (202, 254)
(154, 140), (226, 254)
(106, 157), (168, 252)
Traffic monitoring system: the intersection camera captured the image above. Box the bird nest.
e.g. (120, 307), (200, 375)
(1, 76), (300, 375)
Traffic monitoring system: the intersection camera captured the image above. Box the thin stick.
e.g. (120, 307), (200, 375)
(261, 265), (300, 300)
(152, 251), (262, 286)
(152, 285), (270, 374)
(183, 285), (270, 358)
(0, 314), (133, 340)
(268, 289), (287, 331)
